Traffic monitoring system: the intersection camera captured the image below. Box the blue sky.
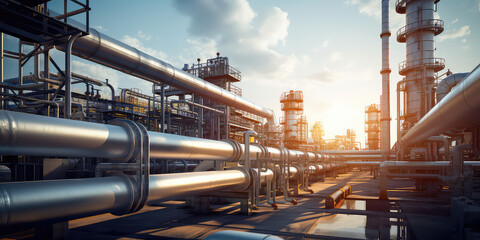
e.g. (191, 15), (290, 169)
(4, 0), (480, 147)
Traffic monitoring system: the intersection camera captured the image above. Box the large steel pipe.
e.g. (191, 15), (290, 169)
(0, 110), (132, 159)
(0, 170), (249, 226)
(400, 64), (480, 146)
(0, 174), (134, 226)
(319, 150), (387, 155)
(56, 27), (274, 121)
(0, 110), (309, 162)
(339, 155), (395, 160)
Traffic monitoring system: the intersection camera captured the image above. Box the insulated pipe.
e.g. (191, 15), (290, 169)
(319, 150), (387, 155)
(55, 27), (274, 123)
(345, 161), (381, 167)
(0, 169), (250, 226)
(338, 155), (395, 160)
(0, 110), (310, 162)
(400, 64), (480, 147)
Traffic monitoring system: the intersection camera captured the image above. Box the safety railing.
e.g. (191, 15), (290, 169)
(398, 57), (445, 75)
(397, 19), (444, 42)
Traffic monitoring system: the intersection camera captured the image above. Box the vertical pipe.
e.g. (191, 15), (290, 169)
(64, 34), (81, 118)
(380, 0), (391, 155)
(18, 41), (23, 105)
(160, 84), (165, 133)
(0, 32), (3, 110)
(147, 99), (151, 130)
(198, 96), (203, 138)
(43, 47), (50, 116)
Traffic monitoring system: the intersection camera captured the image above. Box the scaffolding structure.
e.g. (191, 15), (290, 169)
(280, 90), (307, 150)
(365, 104), (380, 150)
(311, 121), (325, 150)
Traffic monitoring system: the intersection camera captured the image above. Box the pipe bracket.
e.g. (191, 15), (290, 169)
(109, 119), (150, 214)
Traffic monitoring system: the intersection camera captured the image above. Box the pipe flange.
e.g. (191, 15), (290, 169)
(222, 139), (242, 162)
(291, 164), (302, 180)
(110, 173), (136, 216)
(251, 143), (267, 159)
(110, 119), (136, 162)
(108, 119), (150, 214)
(228, 167), (251, 191)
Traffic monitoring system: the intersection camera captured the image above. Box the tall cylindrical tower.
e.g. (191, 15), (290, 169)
(365, 104), (381, 150)
(311, 121), (324, 150)
(280, 90), (304, 150)
(396, 0), (444, 126)
(380, 0), (391, 153)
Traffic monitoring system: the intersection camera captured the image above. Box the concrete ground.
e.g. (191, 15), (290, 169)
(0, 169), (454, 239)
(61, 169), (454, 240)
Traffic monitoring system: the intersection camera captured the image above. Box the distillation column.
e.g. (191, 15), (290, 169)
(396, 0), (444, 128)
(280, 90), (304, 150)
(365, 104), (380, 150)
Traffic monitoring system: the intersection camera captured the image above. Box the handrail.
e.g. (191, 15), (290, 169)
(397, 19), (444, 40)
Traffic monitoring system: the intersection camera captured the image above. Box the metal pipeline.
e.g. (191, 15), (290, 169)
(64, 33), (81, 119)
(0, 169), (250, 226)
(319, 150), (387, 155)
(436, 72), (469, 102)
(0, 110), (310, 162)
(345, 161), (381, 167)
(338, 155), (395, 160)
(400, 64), (480, 147)
(55, 26), (274, 123)
(379, 160), (480, 198)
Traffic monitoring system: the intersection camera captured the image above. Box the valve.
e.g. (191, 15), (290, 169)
(291, 199), (297, 205)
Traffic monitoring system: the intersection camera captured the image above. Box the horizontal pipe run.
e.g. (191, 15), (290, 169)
(0, 170), (249, 226)
(0, 110), (322, 162)
(55, 26), (274, 122)
(319, 150), (388, 155)
(400, 64), (480, 146)
(339, 155), (395, 160)
(345, 161), (382, 167)
(147, 170), (249, 204)
(387, 173), (440, 179)
(325, 185), (351, 209)
(380, 161), (480, 169)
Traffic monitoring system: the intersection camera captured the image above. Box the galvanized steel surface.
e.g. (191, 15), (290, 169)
(0, 170), (250, 226)
(56, 27), (274, 120)
(0, 110), (323, 162)
(400, 64), (480, 146)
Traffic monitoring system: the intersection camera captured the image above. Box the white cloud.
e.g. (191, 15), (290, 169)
(173, 0), (297, 83)
(94, 25), (107, 31)
(322, 39), (330, 48)
(452, 18), (459, 24)
(122, 35), (168, 60)
(438, 25), (471, 42)
(308, 67), (339, 83)
(462, 39), (467, 43)
(345, 0), (404, 29)
(137, 30), (151, 41)
(329, 52), (343, 62)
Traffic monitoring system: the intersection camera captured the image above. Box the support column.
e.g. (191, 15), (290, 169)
(64, 33), (81, 119)
(160, 84), (165, 132)
(43, 46), (50, 116)
(0, 33), (3, 110)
